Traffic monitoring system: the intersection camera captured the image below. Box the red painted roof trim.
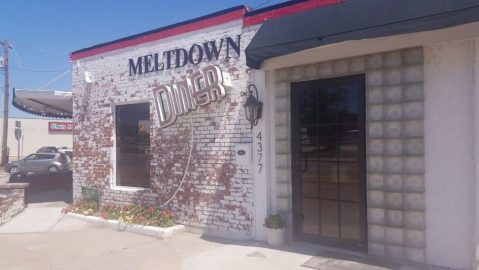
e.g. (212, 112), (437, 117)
(70, 7), (247, 61)
(243, 0), (342, 27)
(70, 1), (343, 61)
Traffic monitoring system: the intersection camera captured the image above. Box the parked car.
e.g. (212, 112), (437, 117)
(58, 146), (73, 159)
(36, 146), (59, 153)
(5, 152), (69, 175)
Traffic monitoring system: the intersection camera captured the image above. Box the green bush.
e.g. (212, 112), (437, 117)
(62, 200), (98, 216)
(62, 201), (176, 228)
(264, 213), (284, 229)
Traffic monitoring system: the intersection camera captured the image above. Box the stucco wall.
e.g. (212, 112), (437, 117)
(424, 40), (475, 270)
(0, 117), (72, 159)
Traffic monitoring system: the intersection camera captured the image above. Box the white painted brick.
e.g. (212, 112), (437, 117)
(72, 19), (258, 239)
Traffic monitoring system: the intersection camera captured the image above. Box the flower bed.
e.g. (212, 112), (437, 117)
(62, 200), (176, 228)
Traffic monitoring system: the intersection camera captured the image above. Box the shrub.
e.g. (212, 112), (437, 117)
(264, 213), (284, 229)
(63, 201), (176, 228)
(62, 200), (98, 216)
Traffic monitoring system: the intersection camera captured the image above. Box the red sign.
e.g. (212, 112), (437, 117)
(48, 122), (73, 132)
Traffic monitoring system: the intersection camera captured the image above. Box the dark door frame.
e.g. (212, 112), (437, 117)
(290, 74), (367, 252)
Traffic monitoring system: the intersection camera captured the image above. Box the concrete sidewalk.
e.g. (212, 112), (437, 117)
(0, 218), (390, 270)
(0, 211), (315, 270)
(0, 215), (430, 270)
(0, 189), (433, 270)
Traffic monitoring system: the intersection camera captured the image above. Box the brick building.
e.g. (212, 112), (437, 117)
(71, 6), (261, 240)
(71, 1), (479, 269)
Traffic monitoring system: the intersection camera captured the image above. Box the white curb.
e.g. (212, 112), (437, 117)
(66, 213), (185, 239)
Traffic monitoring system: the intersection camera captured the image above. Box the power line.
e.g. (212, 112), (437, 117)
(9, 46), (22, 68)
(11, 67), (69, 73)
(5, 42), (67, 73)
(10, 40), (47, 51)
(9, 40), (64, 56)
(37, 69), (71, 90)
(254, 0), (273, 9)
(253, 0), (283, 10)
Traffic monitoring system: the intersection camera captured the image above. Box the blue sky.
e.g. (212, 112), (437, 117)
(1, 0), (283, 117)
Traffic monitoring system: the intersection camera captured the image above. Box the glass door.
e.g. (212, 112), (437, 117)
(291, 74), (366, 251)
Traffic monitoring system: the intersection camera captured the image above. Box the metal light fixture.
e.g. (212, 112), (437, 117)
(243, 84), (263, 129)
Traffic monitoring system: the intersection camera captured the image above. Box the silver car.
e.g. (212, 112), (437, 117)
(5, 152), (69, 174)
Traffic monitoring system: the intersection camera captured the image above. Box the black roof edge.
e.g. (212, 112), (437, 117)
(11, 88), (72, 119)
(71, 5), (248, 56)
(245, 0), (309, 17)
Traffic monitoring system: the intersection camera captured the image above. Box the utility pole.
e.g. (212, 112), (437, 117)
(1, 39), (9, 165)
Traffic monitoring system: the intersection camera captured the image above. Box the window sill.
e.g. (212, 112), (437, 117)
(111, 185), (151, 192)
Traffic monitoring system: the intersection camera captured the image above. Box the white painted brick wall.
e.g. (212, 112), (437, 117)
(72, 20), (260, 239)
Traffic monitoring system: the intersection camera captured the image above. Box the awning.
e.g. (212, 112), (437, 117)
(12, 88), (72, 119)
(245, 0), (479, 69)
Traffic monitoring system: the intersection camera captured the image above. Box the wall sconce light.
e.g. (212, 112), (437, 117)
(243, 84), (263, 129)
(84, 71), (93, 83)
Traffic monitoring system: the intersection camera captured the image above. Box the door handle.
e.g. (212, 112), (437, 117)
(295, 152), (308, 172)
